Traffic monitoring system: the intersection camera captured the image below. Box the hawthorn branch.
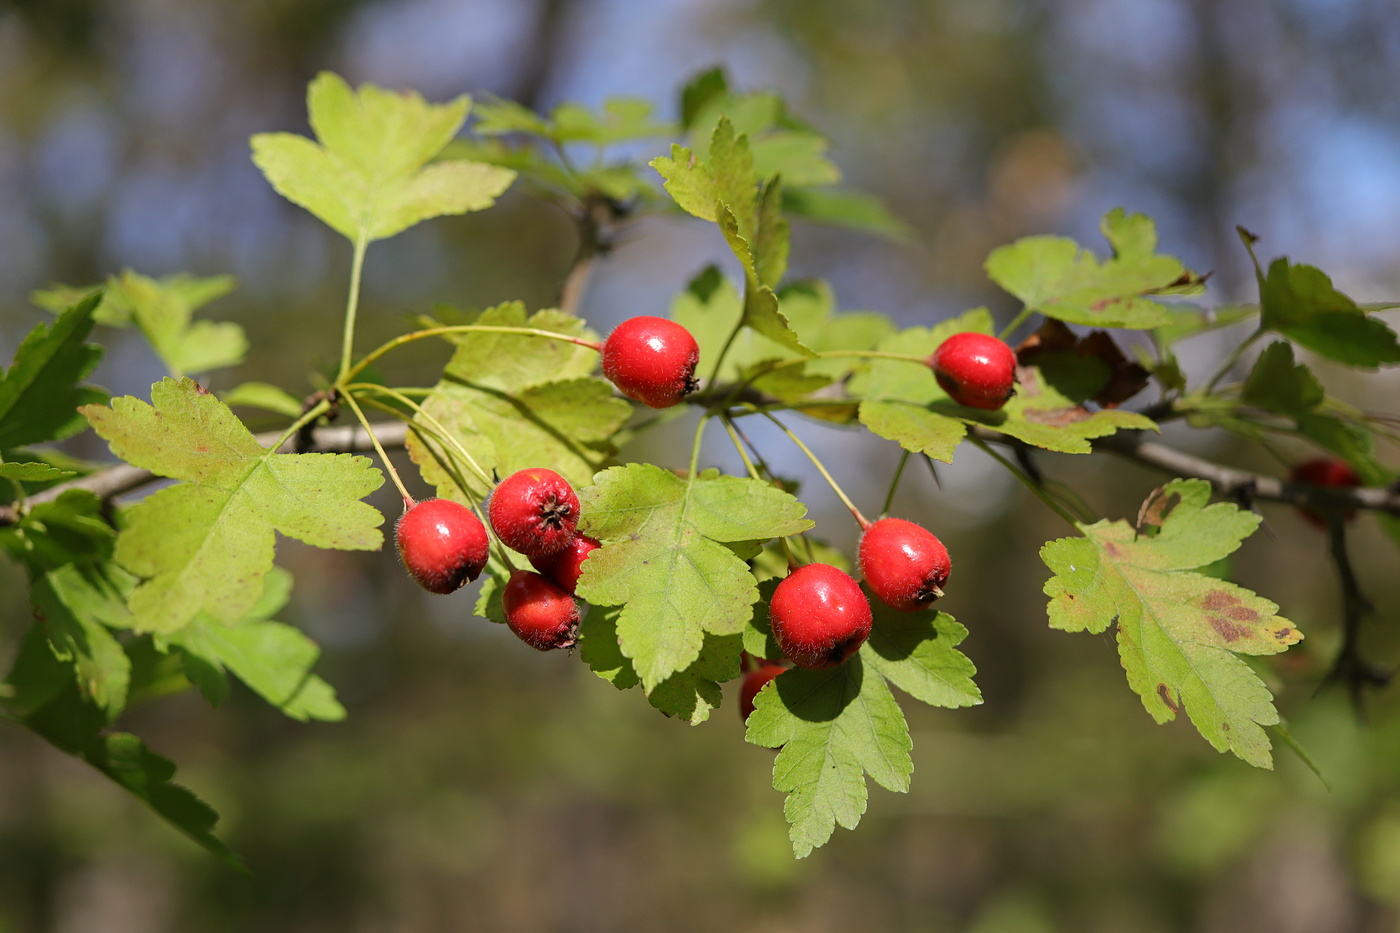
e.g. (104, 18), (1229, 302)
(5, 415), (1400, 527)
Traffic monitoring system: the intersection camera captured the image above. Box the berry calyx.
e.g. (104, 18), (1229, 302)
(1289, 457), (1361, 528)
(769, 563), (873, 670)
(395, 498), (490, 594)
(528, 534), (601, 594)
(488, 468), (581, 558)
(739, 663), (786, 720)
(502, 570), (580, 651)
(601, 316), (700, 409)
(858, 517), (951, 612)
(929, 332), (1017, 410)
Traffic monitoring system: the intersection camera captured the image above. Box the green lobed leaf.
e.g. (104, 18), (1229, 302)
(746, 656), (912, 858)
(81, 377), (384, 634)
(576, 464), (812, 691)
(646, 632), (744, 724)
(223, 382), (305, 418)
(863, 602), (982, 709)
(578, 605), (639, 691)
(1242, 341), (1324, 415)
(0, 461), (76, 481)
(0, 293), (106, 450)
(1040, 479), (1302, 767)
(31, 564), (134, 720)
(165, 569), (344, 722)
(406, 304), (628, 500)
(109, 270), (247, 377)
(1255, 258), (1400, 368)
(251, 72), (515, 242)
(985, 209), (1196, 329)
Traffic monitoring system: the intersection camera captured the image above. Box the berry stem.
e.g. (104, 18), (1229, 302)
(345, 383), (496, 489)
(969, 436), (1080, 528)
(343, 325), (602, 386)
(1202, 327), (1264, 393)
(997, 307), (1036, 342)
(335, 231), (370, 388)
(751, 408), (870, 530)
(340, 390), (414, 506)
(880, 450), (911, 519)
(269, 396), (332, 453)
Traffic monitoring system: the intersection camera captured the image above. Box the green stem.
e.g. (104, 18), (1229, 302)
(335, 232), (370, 387)
(997, 307), (1036, 342)
(344, 325), (601, 385)
(880, 450), (911, 518)
(345, 383), (495, 488)
(720, 415), (761, 482)
(970, 437), (1079, 528)
(269, 398), (332, 452)
(340, 391), (412, 507)
(1202, 327), (1263, 393)
(706, 319), (746, 389)
(753, 409), (870, 530)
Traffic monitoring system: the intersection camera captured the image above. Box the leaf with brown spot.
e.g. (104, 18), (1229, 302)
(1040, 478), (1301, 768)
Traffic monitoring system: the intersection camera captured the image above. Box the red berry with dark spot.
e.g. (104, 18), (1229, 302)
(929, 332), (1017, 410)
(395, 498), (490, 594)
(769, 563), (873, 670)
(739, 663), (786, 720)
(601, 316), (700, 408)
(1289, 457), (1361, 528)
(502, 570), (580, 651)
(859, 517), (951, 612)
(529, 534), (601, 594)
(488, 468), (580, 558)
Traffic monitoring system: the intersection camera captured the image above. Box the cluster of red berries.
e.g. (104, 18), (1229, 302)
(746, 516), (953, 719)
(397, 314), (963, 713)
(396, 467), (598, 651)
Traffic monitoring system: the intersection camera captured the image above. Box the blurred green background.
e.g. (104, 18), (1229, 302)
(2, 0), (1400, 930)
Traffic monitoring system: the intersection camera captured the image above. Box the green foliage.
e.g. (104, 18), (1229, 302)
(1255, 257), (1400, 368)
(166, 568), (344, 722)
(82, 377), (384, 634)
(986, 209), (1201, 329)
(1042, 480), (1301, 767)
(251, 71), (515, 243)
(9, 66), (1396, 870)
(576, 463), (812, 695)
(0, 294), (106, 451)
(36, 271), (246, 377)
(406, 303), (628, 500)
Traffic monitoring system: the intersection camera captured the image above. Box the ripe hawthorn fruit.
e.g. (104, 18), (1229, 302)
(929, 332), (1017, 410)
(528, 534), (600, 594)
(769, 563), (873, 670)
(395, 498), (490, 594)
(502, 570), (580, 651)
(739, 663), (786, 721)
(858, 517), (951, 612)
(601, 316), (700, 409)
(489, 468), (580, 558)
(1289, 457), (1362, 528)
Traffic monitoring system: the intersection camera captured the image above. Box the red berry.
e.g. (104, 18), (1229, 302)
(528, 534), (600, 593)
(769, 563), (873, 670)
(858, 517), (951, 612)
(488, 468), (580, 558)
(395, 498), (489, 594)
(929, 332), (1016, 410)
(739, 663), (786, 720)
(601, 316), (700, 409)
(502, 570), (580, 651)
(1289, 457), (1361, 528)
